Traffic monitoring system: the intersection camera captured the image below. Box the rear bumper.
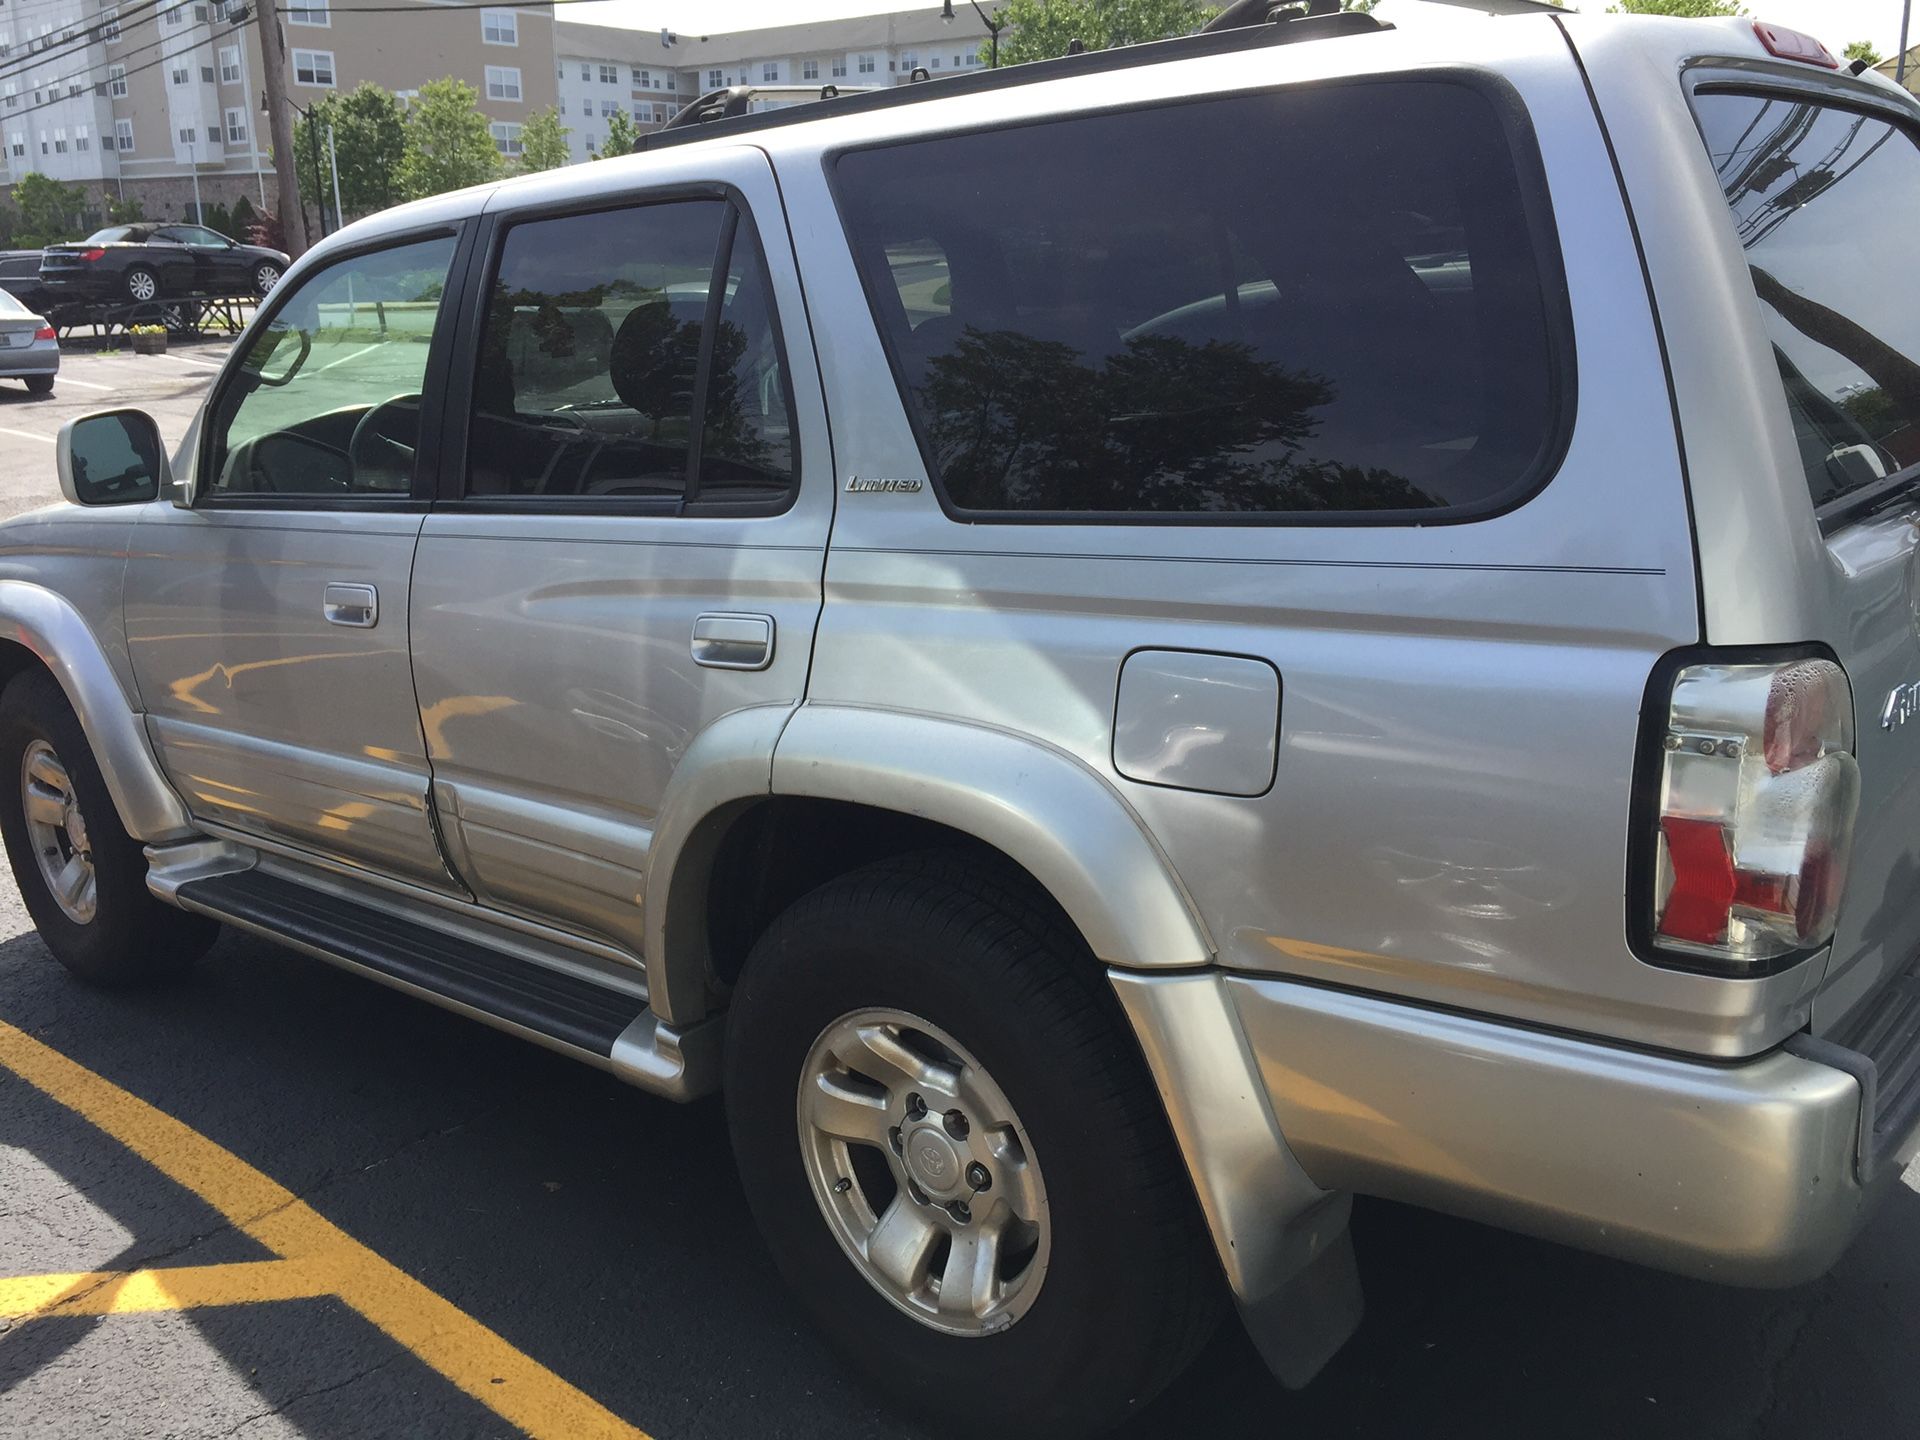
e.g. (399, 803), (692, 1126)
(1116, 971), (1919, 1298)
(0, 344), (58, 378)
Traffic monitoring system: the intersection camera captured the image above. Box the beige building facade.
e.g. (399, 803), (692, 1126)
(1, 0), (557, 226)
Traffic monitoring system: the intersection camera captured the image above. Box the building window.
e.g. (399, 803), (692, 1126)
(485, 65), (521, 101)
(857, 54), (875, 74)
(193, 3), (209, 19)
(706, 69), (722, 88)
(115, 118), (134, 151)
(291, 48), (334, 86)
(99, 7), (120, 40)
(2, 83), (14, 108)
(481, 8), (516, 45)
(170, 64), (189, 85)
(901, 52), (917, 73)
(75, 125), (89, 152)
(579, 63), (590, 80)
(831, 58), (847, 78)
(598, 62), (616, 84)
(7, 134), (23, 159)
(52, 128), (66, 154)
(635, 68), (649, 86)
(599, 99), (617, 117)
(966, 52), (979, 66)
(162, 4), (185, 27)
(490, 120), (522, 156)
(931, 56), (941, 68)
(288, 0), (328, 26)
(762, 62), (778, 82)
(219, 45), (239, 83)
(200, 63), (215, 83)
(176, 125), (195, 145)
(38, 132), (48, 155)
(225, 106), (246, 144)
(801, 59), (818, 80)
(67, 81), (83, 97)
(558, 98), (565, 114)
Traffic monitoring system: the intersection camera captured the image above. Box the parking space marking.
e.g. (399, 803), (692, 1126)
(49, 375), (114, 391)
(0, 427), (54, 446)
(0, 1018), (652, 1440)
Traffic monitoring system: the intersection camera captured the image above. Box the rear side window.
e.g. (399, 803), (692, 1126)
(465, 200), (796, 509)
(1694, 91), (1920, 512)
(833, 80), (1567, 521)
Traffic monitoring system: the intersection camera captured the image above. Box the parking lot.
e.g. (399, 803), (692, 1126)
(1, 347), (1919, 1439)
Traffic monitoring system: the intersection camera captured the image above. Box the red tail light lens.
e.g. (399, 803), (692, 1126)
(1651, 657), (1859, 963)
(76, 247), (106, 262)
(1753, 21), (1840, 70)
(33, 324), (55, 341)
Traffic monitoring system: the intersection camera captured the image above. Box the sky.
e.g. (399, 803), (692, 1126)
(567, 1), (1913, 57)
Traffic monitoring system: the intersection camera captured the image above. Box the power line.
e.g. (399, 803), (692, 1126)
(3, 16), (256, 130)
(2, 14), (255, 124)
(0, 0), (178, 85)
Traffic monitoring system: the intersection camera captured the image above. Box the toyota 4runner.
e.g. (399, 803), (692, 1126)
(9, 5), (1920, 1433)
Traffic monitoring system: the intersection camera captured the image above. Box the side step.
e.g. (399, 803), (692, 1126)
(173, 868), (720, 1100)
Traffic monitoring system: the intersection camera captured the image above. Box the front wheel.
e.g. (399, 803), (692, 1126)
(726, 854), (1220, 1437)
(0, 669), (218, 985)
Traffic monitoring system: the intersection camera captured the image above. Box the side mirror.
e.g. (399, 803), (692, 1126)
(57, 409), (168, 507)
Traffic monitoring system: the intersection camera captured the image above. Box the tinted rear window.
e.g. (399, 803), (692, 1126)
(1694, 91), (1920, 511)
(834, 80), (1567, 520)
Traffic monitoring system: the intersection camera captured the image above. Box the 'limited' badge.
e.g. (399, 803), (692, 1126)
(844, 475), (923, 494)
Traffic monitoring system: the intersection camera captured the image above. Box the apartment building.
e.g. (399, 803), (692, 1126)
(553, 7), (982, 164)
(1875, 46), (1919, 98)
(0, 0), (557, 223)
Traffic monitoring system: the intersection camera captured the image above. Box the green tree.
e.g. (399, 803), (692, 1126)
(396, 78), (503, 201)
(991, 0), (1218, 66)
(600, 106), (640, 159)
(519, 105), (572, 172)
(11, 173), (88, 247)
(294, 82), (409, 220)
(1608, 1), (1744, 15)
(1845, 40), (1884, 66)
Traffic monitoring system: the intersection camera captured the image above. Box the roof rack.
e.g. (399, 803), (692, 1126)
(641, 0), (1571, 153)
(642, 7), (1387, 153)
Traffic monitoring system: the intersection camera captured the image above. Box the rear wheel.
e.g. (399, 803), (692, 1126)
(252, 261), (281, 296)
(725, 853), (1220, 1437)
(24, 375), (53, 395)
(124, 266), (159, 303)
(0, 669), (217, 985)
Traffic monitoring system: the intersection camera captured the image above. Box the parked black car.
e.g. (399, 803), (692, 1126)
(0, 250), (51, 315)
(38, 224), (289, 306)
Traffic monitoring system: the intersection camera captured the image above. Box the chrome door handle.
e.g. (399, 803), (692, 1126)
(691, 613), (774, 670)
(323, 582), (379, 628)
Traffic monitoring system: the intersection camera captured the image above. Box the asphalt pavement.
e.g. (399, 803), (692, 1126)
(1, 347), (1918, 1439)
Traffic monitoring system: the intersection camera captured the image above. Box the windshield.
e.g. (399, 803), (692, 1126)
(0, 290), (30, 317)
(1694, 91), (1920, 513)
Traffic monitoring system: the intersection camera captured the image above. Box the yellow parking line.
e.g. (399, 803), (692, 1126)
(0, 1259), (332, 1319)
(0, 1018), (651, 1440)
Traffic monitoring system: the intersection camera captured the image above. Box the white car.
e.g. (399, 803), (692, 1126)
(0, 287), (57, 394)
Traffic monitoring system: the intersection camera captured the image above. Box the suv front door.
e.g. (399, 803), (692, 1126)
(124, 226), (469, 890)
(407, 148), (830, 960)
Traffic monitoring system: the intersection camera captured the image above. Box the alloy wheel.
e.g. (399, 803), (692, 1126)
(21, 739), (96, 924)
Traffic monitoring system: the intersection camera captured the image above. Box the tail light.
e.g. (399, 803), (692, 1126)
(33, 324), (54, 341)
(75, 247), (106, 262)
(1648, 656), (1859, 966)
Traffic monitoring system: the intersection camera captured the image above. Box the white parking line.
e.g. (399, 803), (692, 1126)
(50, 375), (113, 391)
(0, 426), (54, 446)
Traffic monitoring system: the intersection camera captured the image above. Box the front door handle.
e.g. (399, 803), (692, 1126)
(691, 613), (774, 670)
(323, 582), (379, 628)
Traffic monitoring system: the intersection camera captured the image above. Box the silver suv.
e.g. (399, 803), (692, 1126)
(10, 6), (1920, 1432)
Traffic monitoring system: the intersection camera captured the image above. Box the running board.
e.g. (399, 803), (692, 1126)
(172, 867), (721, 1100)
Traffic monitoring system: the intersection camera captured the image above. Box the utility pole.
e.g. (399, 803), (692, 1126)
(254, 0), (309, 257)
(1899, 0), (1913, 92)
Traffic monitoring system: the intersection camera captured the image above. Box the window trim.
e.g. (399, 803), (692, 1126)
(824, 70), (1577, 528)
(434, 184), (802, 518)
(194, 221), (477, 512)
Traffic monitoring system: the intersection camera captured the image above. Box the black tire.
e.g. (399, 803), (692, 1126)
(25, 375), (53, 396)
(0, 669), (217, 986)
(124, 266), (160, 303)
(726, 852), (1221, 1438)
(252, 261), (281, 296)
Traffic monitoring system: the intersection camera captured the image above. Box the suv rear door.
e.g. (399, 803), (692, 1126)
(1686, 81), (1920, 1038)
(406, 145), (830, 962)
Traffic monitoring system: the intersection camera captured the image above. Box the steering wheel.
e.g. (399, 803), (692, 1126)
(349, 394), (424, 493)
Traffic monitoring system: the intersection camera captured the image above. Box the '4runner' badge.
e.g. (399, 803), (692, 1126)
(1884, 681), (1920, 731)
(844, 475), (924, 494)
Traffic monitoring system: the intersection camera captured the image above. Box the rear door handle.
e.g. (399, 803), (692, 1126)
(691, 613), (774, 670)
(323, 582), (379, 628)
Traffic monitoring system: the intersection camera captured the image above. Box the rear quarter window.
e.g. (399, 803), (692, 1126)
(832, 78), (1571, 522)
(1692, 90), (1920, 515)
